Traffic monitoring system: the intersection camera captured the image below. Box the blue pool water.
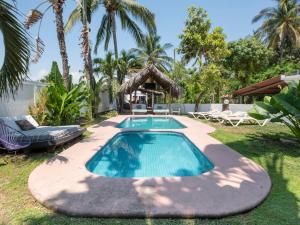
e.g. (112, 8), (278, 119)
(116, 117), (186, 129)
(86, 132), (214, 178)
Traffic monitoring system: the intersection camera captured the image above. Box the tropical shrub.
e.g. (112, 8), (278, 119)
(29, 62), (89, 126)
(45, 82), (89, 125)
(249, 81), (300, 141)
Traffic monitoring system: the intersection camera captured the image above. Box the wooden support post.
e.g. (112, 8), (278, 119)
(152, 93), (154, 112)
(130, 89), (133, 114)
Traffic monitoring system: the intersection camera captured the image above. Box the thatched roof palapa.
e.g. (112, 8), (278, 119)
(119, 64), (179, 98)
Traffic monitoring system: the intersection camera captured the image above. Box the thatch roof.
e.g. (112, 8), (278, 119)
(119, 64), (179, 98)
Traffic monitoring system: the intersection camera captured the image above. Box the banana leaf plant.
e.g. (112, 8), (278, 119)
(249, 81), (300, 142)
(45, 82), (90, 126)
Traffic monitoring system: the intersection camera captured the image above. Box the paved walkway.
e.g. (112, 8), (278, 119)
(28, 115), (271, 217)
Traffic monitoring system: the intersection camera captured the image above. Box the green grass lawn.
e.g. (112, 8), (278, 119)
(0, 116), (299, 225)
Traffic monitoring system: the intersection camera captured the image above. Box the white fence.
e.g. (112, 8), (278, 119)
(0, 81), (116, 117)
(171, 103), (253, 114)
(98, 92), (116, 112)
(0, 81), (47, 117)
(0, 81), (253, 117)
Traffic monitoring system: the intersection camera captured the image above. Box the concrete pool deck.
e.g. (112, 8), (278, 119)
(28, 115), (271, 218)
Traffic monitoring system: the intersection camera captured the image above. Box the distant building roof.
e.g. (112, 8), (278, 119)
(233, 74), (300, 96)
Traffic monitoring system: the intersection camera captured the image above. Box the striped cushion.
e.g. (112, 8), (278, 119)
(22, 125), (81, 142)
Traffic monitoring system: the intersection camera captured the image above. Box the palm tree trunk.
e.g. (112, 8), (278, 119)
(111, 11), (123, 111)
(111, 11), (123, 85)
(53, 1), (70, 90)
(111, 12), (119, 61)
(82, 25), (93, 88)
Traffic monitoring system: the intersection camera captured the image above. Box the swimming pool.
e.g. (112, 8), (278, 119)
(86, 132), (214, 178)
(116, 117), (186, 129)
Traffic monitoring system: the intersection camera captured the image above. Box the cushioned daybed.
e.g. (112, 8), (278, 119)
(0, 115), (86, 150)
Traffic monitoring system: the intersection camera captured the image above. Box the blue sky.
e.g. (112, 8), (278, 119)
(0, 0), (275, 82)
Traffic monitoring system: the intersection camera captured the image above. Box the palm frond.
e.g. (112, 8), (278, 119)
(64, 6), (81, 32)
(65, 0), (100, 32)
(118, 8), (144, 45)
(122, 0), (156, 33)
(31, 36), (45, 63)
(0, 0), (31, 97)
(24, 9), (43, 29)
(94, 14), (109, 53)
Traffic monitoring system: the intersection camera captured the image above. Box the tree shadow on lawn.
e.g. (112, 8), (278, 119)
(21, 138), (299, 225)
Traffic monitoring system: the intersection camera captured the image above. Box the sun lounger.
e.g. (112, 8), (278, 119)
(0, 115), (86, 150)
(219, 111), (270, 126)
(132, 104), (147, 115)
(188, 109), (220, 120)
(153, 104), (169, 115)
(209, 110), (232, 122)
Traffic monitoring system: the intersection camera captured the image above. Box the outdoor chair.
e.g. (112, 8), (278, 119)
(132, 104), (147, 115)
(208, 110), (233, 122)
(219, 111), (270, 127)
(188, 109), (220, 120)
(153, 104), (169, 115)
(171, 104), (181, 115)
(0, 121), (31, 153)
(0, 115), (86, 150)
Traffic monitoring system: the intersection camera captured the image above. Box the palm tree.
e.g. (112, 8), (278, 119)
(252, 0), (300, 58)
(66, 0), (156, 84)
(93, 52), (117, 103)
(130, 34), (173, 72)
(25, 0), (70, 90)
(0, 0), (31, 97)
(65, 0), (97, 87)
(117, 49), (142, 84)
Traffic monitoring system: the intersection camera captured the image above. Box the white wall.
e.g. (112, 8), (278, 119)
(0, 81), (47, 117)
(169, 103), (253, 114)
(97, 92), (116, 113)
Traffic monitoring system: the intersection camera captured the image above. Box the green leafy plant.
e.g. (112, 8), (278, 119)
(249, 81), (300, 141)
(45, 82), (89, 125)
(29, 62), (90, 126)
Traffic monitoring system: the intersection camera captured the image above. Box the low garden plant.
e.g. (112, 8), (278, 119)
(249, 81), (300, 142)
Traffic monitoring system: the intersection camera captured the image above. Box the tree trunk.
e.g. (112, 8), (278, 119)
(81, 25), (93, 88)
(53, 1), (70, 90)
(194, 92), (204, 112)
(111, 11), (122, 85)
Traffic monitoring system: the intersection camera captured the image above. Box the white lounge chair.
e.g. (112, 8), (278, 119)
(171, 104), (181, 115)
(153, 104), (169, 115)
(220, 111), (270, 127)
(132, 104), (147, 115)
(209, 110), (232, 122)
(188, 109), (220, 120)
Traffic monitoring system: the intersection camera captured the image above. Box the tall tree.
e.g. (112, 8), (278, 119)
(0, 0), (31, 97)
(178, 7), (229, 65)
(66, 0), (156, 84)
(178, 6), (230, 110)
(225, 37), (274, 88)
(130, 34), (173, 72)
(93, 52), (117, 103)
(252, 0), (300, 59)
(65, 0), (98, 87)
(25, 0), (70, 90)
